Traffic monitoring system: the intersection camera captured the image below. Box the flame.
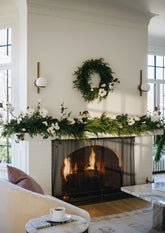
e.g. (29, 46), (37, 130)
(63, 157), (77, 180)
(96, 161), (101, 171)
(85, 148), (96, 170)
(63, 157), (72, 180)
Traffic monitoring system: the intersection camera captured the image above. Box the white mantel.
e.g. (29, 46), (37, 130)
(11, 130), (163, 195)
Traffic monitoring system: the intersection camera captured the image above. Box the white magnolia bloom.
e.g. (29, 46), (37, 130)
(128, 119), (135, 126)
(47, 127), (54, 134)
(151, 117), (156, 122)
(154, 111), (158, 117)
(78, 117), (83, 123)
(54, 122), (60, 130)
(134, 117), (140, 121)
(142, 121), (146, 124)
(27, 108), (35, 116)
(19, 111), (25, 118)
(42, 121), (48, 126)
(99, 88), (106, 97)
(157, 124), (161, 128)
(101, 83), (106, 88)
(90, 88), (94, 91)
(39, 108), (48, 118)
(118, 123), (123, 129)
(68, 117), (75, 125)
(22, 128), (26, 131)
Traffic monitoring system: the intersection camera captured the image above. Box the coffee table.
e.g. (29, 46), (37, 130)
(121, 182), (165, 231)
(25, 214), (89, 233)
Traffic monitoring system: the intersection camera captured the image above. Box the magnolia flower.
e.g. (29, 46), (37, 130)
(47, 127), (54, 134)
(19, 111), (25, 118)
(17, 119), (20, 124)
(39, 108), (48, 118)
(134, 117), (140, 121)
(54, 122), (60, 130)
(99, 88), (107, 97)
(128, 119), (135, 126)
(78, 117), (83, 123)
(42, 121), (48, 126)
(118, 123), (123, 129)
(68, 117), (75, 125)
(151, 117), (157, 122)
(157, 124), (161, 128)
(101, 83), (106, 88)
(142, 121), (146, 124)
(22, 128), (26, 131)
(27, 108), (35, 116)
(154, 112), (158, 117)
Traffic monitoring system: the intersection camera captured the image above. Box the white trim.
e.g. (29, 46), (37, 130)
(27, 0), (153, 28)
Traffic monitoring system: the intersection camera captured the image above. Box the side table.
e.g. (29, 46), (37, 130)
(25, 214), (89, 233)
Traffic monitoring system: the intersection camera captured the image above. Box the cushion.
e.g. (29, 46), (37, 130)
(7, 165), (44, 195)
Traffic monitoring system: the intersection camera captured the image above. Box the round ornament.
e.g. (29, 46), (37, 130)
(73, 58), (119, 102)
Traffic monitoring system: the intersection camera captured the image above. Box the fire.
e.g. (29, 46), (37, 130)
(63, 157), (77, 180)
(85, 147), (96, 170)
(63, 157), (72, 180)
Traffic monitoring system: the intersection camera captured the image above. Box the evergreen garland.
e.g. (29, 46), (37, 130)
(73, 58), (119, 102)
(0, 103), (162, 146)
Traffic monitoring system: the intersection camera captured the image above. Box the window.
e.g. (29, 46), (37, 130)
(147, 55), (165, 117)
(0, 28), (12, 163)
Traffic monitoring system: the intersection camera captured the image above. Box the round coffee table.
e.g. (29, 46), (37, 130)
(25, 214), (89, 233)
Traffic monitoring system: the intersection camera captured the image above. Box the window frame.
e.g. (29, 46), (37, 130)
(148, 54), (165, 117)
(0, 27), (12, 163)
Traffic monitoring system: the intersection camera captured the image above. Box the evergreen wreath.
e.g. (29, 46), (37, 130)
(73, 58), (119, 102)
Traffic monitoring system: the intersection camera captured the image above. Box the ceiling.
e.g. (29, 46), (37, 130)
(108, 0), (165, 43)
(0, 0), (165, 43)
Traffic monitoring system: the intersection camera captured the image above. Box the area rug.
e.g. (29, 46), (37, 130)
(89, 207), (165, 233)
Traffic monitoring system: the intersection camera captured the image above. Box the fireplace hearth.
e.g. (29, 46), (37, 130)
(52, 137), (135, 203)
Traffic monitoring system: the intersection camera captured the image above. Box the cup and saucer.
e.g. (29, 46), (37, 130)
(48, 207), (72, 224)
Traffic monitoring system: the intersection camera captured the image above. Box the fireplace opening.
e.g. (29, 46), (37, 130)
(60, 145), (123, 199)
(52, 137), (135, 204)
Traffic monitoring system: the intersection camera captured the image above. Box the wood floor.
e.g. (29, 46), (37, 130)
(79, 197), (151, 218)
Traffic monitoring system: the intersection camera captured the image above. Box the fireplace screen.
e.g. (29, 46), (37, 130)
(61, 146), (123, 196)
(52, 137), (135, 199)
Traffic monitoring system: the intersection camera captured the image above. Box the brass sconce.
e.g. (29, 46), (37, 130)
(34, 62), (47, 94)
(138, 70), (150, 96)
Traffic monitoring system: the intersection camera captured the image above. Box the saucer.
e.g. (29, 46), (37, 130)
(48, 214), (72, 223)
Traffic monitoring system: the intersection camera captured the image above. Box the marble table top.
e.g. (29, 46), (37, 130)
(25, 214), (89, 233)
(121, 182), (165, 208)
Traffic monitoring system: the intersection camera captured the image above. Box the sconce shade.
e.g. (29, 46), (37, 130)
(35, 77), (47, 88)
(141, 83), (150, 92)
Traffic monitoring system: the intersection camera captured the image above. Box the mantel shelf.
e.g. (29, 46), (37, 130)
(21, 129), (163, 142)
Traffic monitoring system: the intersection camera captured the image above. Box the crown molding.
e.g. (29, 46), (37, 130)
(26, 0), (154, 29)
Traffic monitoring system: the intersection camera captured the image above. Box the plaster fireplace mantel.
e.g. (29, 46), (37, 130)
(12, 130), (163, 195)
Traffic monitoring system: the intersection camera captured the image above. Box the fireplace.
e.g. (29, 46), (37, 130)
(52, 137), (135, 202)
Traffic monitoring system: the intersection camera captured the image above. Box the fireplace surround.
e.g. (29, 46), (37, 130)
(14, 131), (162, 195)
(52, 137), (135, 200)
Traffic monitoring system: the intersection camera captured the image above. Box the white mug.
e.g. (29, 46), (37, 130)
(50, 207), (65, 221)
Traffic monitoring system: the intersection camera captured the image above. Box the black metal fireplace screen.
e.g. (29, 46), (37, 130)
(52, 137), (135, 200)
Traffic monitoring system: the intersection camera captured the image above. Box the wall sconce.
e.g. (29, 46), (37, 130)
(138, 70), (150, 96)
(34, 62), (47, 94)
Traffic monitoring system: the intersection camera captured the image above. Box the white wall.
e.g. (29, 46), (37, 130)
(27, 0), (150, 118)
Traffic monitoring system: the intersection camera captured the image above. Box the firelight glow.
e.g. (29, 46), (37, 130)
(85, 147), (96, 170)
(63, 157), (72, 180)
